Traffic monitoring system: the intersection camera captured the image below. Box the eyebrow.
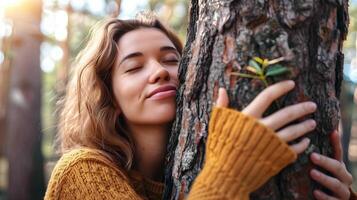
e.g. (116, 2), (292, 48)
(160, 46), (178, 53)
(119, 46), (179, 66)
(119, 52), (143, 66)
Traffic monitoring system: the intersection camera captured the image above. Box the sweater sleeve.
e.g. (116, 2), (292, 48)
(187, 107), (298, 200)
(44, 150), (142, 200)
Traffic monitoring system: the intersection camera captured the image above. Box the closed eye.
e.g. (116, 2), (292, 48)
(163, 59), (179, 64)
(125, 66), (142, 73)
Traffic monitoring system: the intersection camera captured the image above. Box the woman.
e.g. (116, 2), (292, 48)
(45, 15), (353, 200)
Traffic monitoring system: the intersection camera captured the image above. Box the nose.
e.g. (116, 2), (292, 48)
(148, 60), (170, 83)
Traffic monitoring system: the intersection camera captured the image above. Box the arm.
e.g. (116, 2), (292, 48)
(187, 80), (316, 200)
(44, 150), (142, 200)
(188, 107), (298, 200)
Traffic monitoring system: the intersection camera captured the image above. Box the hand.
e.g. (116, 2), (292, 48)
(310, 130), (353, 200)
(216, 80), (316, 155)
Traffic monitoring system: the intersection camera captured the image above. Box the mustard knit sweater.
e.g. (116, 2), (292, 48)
(45, 107), (298, 200)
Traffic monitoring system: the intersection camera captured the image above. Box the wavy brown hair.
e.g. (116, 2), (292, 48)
(58, 15), (183, 169)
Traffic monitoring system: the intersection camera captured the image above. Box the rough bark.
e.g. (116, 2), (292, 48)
(164, 0), (349, 199)
(5, 0), (45, 199)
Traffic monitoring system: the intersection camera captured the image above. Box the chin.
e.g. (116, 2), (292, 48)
(153, 111), (176, 124)
(145, 109), (176, 124)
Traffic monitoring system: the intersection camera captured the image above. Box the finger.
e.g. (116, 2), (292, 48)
(260, 102), (316, 131)
(216, 88), (229, 108)
(277, 119), (316, 142)
(330, 130), (343, 162)
(242, 80), (295, 118)
(313, 190), (339, 200)
(311, 169), (350, 199)
(290, 138), (310, 154)
(311, 153), (353, 185)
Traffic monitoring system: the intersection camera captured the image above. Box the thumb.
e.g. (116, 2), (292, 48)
(216, 88), (229, 107)
(330, 130), (343, 162)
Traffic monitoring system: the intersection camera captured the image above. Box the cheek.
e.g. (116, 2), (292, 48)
(169, 67), (179, 83)
(112, 74), (146, 116)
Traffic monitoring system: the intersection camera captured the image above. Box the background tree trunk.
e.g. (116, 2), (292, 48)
(5, 0), (45, 199)
(340, 81), (353, 172)
(0, 21), (13, 156)
(164, 0), (349, 199)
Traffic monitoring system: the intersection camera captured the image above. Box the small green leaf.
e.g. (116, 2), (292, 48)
(253, 57), (264, 64)
(230, 72), (260, 79)
(262, 58), (269, 69)
(267, 56), (285, 65)
(268, 64), (284, 69)
(266, 65), (290, 77)
(248, 59), (263, 75)
(246, 66), (258, 74)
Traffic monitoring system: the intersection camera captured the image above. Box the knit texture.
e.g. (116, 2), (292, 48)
(45, 107), (298, 200)
(187, 107), (297, 200)
(45, 148), (148, 199)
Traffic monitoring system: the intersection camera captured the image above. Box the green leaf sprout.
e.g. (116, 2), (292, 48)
(230, 56), (290, 87)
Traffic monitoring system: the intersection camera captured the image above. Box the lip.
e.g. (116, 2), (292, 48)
(147, 85), (177, 100)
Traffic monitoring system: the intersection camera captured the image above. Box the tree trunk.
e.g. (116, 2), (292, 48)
(5, 0), (45, 199)
(164, 0), (349, 199)
(0, 24), (13, 156)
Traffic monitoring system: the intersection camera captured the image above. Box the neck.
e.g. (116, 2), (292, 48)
(126, 122), (169, 182)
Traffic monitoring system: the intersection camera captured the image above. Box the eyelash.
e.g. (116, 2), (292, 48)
(125, 57), (178, 73)
(163, 59), (179, 64)
(125, 66), (142, 73)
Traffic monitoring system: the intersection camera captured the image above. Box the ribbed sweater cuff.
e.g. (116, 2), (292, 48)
(192, 107), (297, 199)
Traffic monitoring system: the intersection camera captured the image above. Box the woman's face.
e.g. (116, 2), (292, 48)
(112, 28), (180, 126)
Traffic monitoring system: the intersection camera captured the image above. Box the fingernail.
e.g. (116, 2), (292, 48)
(309, 120), (316, 128)
(287, 80), (295, 87)
(307, 102), (317, 111)
(305, 138), (310, 145)
(312, 152), (320, 161)
(314, 190), (323, 197)
(311, 169), (320, 177)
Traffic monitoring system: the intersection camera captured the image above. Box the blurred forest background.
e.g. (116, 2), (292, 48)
(0, 0), (357, 199)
